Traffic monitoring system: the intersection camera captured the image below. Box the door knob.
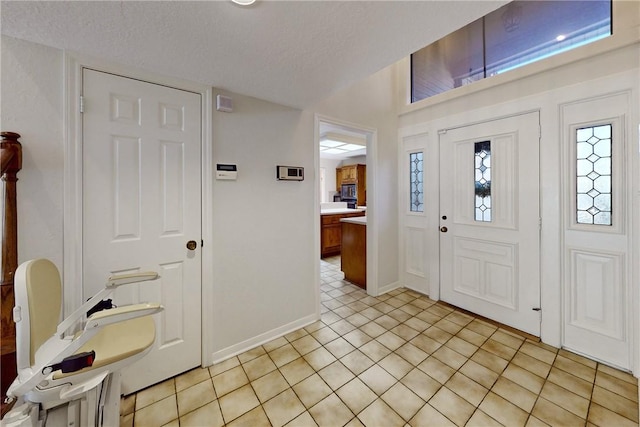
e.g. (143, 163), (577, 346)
(440, 227), (448, 233)
(186, 240), (197, 250)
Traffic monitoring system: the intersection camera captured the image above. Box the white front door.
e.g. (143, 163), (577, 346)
(439, 112), (541, 336)
(560, 92), (632, 370)
(400, 133), (430, 294)
(82, 69), (202, 393)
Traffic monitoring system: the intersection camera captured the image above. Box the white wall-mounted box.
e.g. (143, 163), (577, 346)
(216, 164), (237, 180)
(277, 165), (304, 181)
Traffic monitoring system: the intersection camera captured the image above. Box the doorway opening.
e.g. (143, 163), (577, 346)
(316, 117), (375, 297)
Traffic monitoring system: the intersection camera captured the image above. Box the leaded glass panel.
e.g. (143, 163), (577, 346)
(410, 152), (424, 212)
(576, 124), (612, 225)
(475, 141), (491, 222)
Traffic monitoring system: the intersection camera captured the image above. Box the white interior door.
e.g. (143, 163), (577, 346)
(82, 69), (202, 394)
(439, 112), (541, 336)
(560, 92), (632, 370)
(400, 133), (429, 294)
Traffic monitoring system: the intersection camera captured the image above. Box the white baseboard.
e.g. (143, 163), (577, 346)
(376, 281), (402, 296)
(209, 313), (319, 365)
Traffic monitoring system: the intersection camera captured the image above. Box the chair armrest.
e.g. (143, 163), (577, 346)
(56, 272), (159, 336)
(107, 272), (159, 288)
(85, 303), (163, 330)
(8, 303), (163, 398)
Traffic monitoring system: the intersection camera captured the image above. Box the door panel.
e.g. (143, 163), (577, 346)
(112, 136), (141, 239)
(569, 249), (624, 339)
(453, 238), (516, 309)
(440, 113), (540, 336)
(400, 134), (429, 293)
(560, 92), (631, 369)
(405, 227), (426, 279)
(82, 69), (202, 393)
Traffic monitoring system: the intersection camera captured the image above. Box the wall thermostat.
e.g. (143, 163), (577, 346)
(277, 165), (304, 181)
(216, 164), (237, 180)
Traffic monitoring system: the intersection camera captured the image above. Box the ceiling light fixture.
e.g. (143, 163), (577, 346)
(320, 140), (344, 148)
(319, 133), (366, 153)
(232, 0), (256, 5)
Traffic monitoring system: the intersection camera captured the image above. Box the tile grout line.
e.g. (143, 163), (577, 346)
(125, 258), (638, 427)
(585, 361), (599, 427)
(449, 320), (524, 427)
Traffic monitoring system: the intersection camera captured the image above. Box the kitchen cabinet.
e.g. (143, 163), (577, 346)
(336, 164), (366, 206)
(341, 219), (366, 289)
(341, 165), (357, 183)
(321, 211), (365, 257)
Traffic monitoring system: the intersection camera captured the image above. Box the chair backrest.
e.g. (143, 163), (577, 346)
(14, 259), (62, 368)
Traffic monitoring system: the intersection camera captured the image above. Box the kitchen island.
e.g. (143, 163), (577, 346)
(320, 203), (365, 257)
(340, 216), (366, 289)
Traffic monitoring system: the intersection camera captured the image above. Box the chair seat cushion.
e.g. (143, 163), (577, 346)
(53, 316), (155, 379)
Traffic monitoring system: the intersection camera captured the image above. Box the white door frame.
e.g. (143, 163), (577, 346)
(63, 53), (215, 366)
(399, 108), (546, 331)
(438, 112), (542, 336)
(314, 114), (379, 298)
(398, 131), (432, 296)
(398, 123), (441, 300)
(559, 91), (634, 370)
(398, 70), (638, 376)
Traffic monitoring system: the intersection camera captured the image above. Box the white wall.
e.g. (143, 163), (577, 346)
(1, 36), (64, 269)
(1, 32), (395, 370)
(1, 35), (319, 364)
(210, 90), (317, 359)
(319, 157), (342, 202)
(311, 65), (400, 289)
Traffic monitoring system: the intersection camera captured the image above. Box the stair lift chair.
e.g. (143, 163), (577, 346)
(2, 259), (163, 426)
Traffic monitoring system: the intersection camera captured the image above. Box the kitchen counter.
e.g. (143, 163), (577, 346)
(321, 208), (366, 215)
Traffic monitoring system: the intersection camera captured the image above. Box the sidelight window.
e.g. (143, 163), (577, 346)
(576, 124), (612, 226)
(410, 152), (424, 212)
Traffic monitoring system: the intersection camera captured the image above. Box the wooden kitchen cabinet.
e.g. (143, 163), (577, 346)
(341, 165), (358, 183)
(321, 223), (341, 256)
(321, 211), (365, 257)
(336, 164), (366, 205)
(341, 221), (366, 289)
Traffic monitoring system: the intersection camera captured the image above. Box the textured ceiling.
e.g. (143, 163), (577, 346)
(1, 1), (506, 109)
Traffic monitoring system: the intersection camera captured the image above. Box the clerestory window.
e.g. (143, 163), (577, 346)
(411, 0), (612, 103)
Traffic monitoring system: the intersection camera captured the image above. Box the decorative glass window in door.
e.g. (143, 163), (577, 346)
(576, 124), (612, 225)
(475, 141), (491, 222)
(410, 152), (424, 212)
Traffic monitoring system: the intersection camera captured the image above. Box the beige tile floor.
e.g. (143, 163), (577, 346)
(120, 256), (639, 427)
